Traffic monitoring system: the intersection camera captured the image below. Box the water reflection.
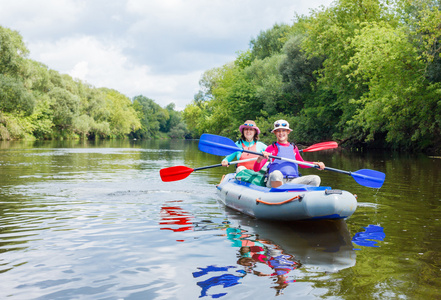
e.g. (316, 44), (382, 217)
(192, 211), (357, 298)
(352, 224), (385, 249)
(230, 229), (300, 296)
(228, 217), (356, 274)
(159, 200), (194, 234)
(193, 226), (301, 298)
(193, 265), (244, 298)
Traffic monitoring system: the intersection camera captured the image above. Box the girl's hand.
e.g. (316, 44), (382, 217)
(315, 162), (325, 170)
(257, 151), (269, 163)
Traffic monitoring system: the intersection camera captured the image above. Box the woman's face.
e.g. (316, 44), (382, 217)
(243, 128), (256, 141)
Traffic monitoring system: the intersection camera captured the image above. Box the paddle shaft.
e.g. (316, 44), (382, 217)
(193, 157), (257, 172)
(245, 148), (362, 175)
(159, 157), (258, 182)
(242, 149), (384, 184)
(241, 149), (317, 168)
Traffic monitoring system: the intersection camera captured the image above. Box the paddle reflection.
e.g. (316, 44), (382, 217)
(352, 224), (386, 249)
(193, 265), (244, 298)
(159, 200), (194, 240)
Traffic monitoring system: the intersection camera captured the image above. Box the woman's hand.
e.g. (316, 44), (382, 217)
(221, 160), (229, 167)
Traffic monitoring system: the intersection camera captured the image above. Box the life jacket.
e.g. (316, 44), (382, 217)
(237, 141), (259, 169)
(267, 143), (299, 178)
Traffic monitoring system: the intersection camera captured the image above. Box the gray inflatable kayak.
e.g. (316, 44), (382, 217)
(216, 173), (357, 221)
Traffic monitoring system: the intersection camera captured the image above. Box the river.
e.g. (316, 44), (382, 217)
(0, 139), (440, 299)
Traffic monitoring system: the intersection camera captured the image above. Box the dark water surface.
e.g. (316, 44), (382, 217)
(0, 139), (440, 299)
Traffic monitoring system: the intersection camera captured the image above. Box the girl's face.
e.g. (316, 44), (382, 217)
(274, 129), (290, 143)
(243, 128), (256, 141)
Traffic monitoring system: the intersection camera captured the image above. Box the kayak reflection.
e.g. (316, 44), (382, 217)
(225, 209), (356, 274)
(229, 227), (301, 296)
(193, 226), (301, 298)
(193, 211), (356, 297)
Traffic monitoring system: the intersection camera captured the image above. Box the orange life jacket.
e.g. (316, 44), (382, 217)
(237, 142), (259, 169)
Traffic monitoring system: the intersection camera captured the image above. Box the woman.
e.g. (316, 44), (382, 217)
(253, 119), (325, 188)
(221, 120), (267, 173)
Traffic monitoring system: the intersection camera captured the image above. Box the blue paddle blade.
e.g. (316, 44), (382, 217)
(351, 169), (386, 188)
(198, 134), (241, 156)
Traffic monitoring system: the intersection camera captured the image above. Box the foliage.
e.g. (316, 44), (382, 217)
(28, 93), (54, 139)
(2, 0), (441, 152)
(250, 23), (294, 60)
(182, 0), (441, 153)
(0, 74), (36, 115)
(0, 24), (185, 141)
(103, 89), (141, 137)
(132, 95), (164, 138)
(0, 26), (29, 77)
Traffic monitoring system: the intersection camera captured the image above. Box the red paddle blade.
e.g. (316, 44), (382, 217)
(160, 166), (194, 182)
(303, 141), (338, 152)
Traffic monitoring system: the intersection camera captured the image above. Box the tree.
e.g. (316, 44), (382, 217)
(165, 103), (185, 136)
(343, 5), (441, 150)
(301, 0), (397, 140)
(0, 74), (35, 115)
(49, 87), (80, 131)
(103, 89), (140, 137)
(250, 23), (293, 60)
(0, 26), (29, 77)
(132, 95), (164, 138)
(29, 93), (54, 139)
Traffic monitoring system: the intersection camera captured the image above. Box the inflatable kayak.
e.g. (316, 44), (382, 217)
(216, 173), (357, 221)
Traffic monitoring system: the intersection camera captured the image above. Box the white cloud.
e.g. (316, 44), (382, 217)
(0, 0), (334, 110)
(71, 61), (89, 79)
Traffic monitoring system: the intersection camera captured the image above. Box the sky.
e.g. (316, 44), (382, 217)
(0, 0), (333, 110)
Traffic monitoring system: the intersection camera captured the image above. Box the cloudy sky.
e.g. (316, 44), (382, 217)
(0, 0), (333, 110)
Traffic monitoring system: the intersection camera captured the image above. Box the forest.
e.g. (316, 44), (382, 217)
(0, 25), (189, 141)
(1, 0), (440, 153)
(183, 0), (441, 153)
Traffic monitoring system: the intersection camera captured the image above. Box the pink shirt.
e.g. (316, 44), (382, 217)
(253, 142), (313, 172)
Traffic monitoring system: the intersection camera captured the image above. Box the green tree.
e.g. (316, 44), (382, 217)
(302, 0), (397, 139)
(164, 103), (188, 138)
(104, 89), (140, 137)
(182, 100), (204, 136)
(183, 65), (238, 137)
(132, 95), (164, 138)
(250, 23), (293, 60)
(245, 54), (286, 116)
(0, 26), (29, 77)
(0, 74), (35, 115)
(343, 3), (441, 150)
(79, 87), (111, 138)
(49, 86), (80, 134)
(28, 93), (54, 139)
(19, 59), (51, 93)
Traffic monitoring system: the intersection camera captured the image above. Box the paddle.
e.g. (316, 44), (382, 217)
(299, 141), (338, 152)
(198, 134), (385, 188)
(160, 157), (257, 182)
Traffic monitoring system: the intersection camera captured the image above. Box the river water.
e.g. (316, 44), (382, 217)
(0, 139), (440, 299)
